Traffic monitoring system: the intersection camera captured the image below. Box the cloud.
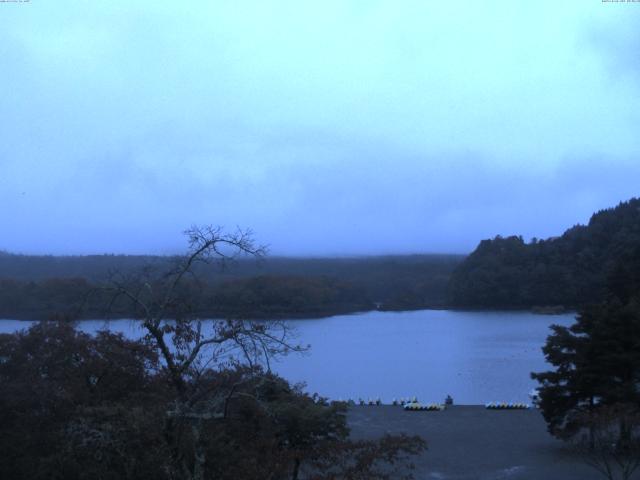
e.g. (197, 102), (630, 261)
(0, 2), (638, 255)
(586, 6), (640, 83)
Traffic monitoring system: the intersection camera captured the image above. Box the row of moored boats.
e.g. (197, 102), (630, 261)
(339, 397), (533, 410)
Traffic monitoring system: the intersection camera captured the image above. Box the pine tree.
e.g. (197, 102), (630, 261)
(532, 299), (640, 444)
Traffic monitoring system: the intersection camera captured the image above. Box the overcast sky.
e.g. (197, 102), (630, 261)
(1, 1), (639, 256)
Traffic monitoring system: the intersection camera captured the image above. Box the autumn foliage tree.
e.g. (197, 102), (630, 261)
(0, 322), (425, 480)
(0, 322), (171, 479)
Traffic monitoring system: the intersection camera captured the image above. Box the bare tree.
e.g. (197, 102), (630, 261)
(102, 225), (306, 480)
(105, 226), (304, 385)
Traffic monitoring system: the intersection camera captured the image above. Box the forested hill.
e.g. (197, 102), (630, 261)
(448, 197), (640, 309)
(0, 254), (463, 319)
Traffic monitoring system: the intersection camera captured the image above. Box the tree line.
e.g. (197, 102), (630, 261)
(0, 275), (372, 320)
(0, 253), (462, 320)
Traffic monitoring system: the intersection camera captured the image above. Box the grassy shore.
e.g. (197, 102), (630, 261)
(347, 405), (604, 480)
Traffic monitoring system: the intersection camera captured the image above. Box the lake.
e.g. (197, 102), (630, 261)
(0, 309), (575, 404)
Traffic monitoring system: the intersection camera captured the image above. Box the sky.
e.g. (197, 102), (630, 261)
(1, 1), (639, 256)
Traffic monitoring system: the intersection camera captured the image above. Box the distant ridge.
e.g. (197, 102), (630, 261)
(448, 197), (640, 308)
(0, 254), (463, 320)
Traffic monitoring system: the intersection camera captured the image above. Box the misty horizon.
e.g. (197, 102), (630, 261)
(0, 197), (627, 257)
(2, 2), (639, 256)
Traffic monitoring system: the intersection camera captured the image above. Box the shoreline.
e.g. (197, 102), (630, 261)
(0, 305), (576, 322)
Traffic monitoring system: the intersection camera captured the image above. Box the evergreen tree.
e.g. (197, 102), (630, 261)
(532, 299), (640, 443)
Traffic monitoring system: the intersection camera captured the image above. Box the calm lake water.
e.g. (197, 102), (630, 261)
(0, 310), (575, 404)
